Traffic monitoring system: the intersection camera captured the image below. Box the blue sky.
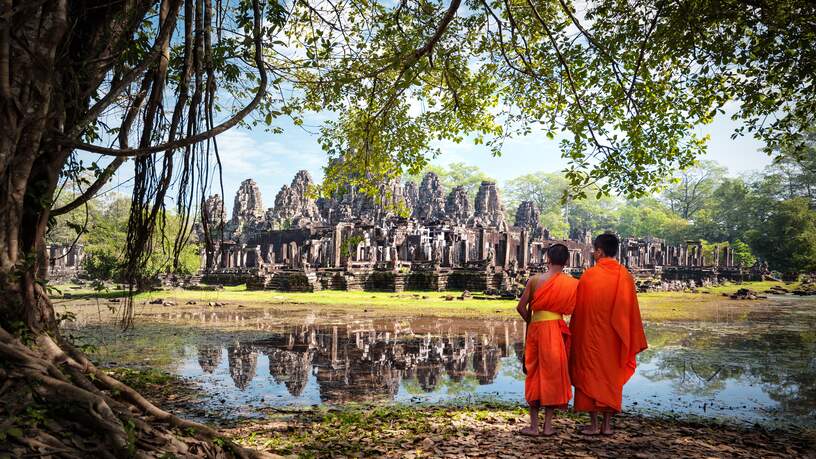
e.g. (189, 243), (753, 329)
(91, 106), (771, 214)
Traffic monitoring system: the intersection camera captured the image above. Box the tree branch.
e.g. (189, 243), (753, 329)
(68, 0), (184, 139)
(370, 0), (462, 121)
(555, 0), (637, 111)
(525, 0), (606, 153)
(50, 158), (126, 216)
(625, 7), (662, 113)
(63, 0), (268, 157)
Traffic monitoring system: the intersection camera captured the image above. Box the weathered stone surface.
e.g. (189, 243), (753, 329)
(196, 194), (227, 241)
(232, 178), (265, 225)
(514, 201), (541, 230)
(445, 186), (471, 223)
(473, 181), (506, 228)
(379, 176), (411, 217)
(270, 170), (321, 225)
(203, 194), (226, 224)
(412, 173), (446, 221)
(178, 171), (761, 294)
(403, 180), (418, 215)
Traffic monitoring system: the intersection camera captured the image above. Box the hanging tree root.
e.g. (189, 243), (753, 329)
(0, 326), (277, 458)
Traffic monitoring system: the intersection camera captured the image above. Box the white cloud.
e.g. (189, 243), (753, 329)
(212, 127), (328, 214)
(216, 129), (282, 176)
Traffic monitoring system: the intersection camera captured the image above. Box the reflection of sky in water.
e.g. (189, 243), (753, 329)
(625, 355), (777, 423)
(86, 296), (816, 428)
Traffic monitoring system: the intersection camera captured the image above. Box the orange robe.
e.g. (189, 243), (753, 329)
(569, 257), (648, 413)
(524, 272), (579, 408)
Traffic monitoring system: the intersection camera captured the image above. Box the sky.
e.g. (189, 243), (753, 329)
(92, 106), (772, 215)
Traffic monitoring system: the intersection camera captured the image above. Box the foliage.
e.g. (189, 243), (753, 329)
(661, 161), (726, 220)
(501, 173), (570, 238)
(47, 189), (102, 245)
(287, 0), (816, 204)
(341, 235), (365, 259)
(406, 162), (495, 201)
(22, 0), (815, 300)
(83, 196), (199, 282)
(746, 198), (816, 273)
(567, 194), (621, 236)
(500, 149), (812, 273)
(616, 198), (689, 244)
(730, 240), (756, 268)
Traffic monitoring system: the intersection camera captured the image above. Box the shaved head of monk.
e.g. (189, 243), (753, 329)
(593, 233), (619, 260)
(515, 242), (579, 437)
(569, 232), (647, 436)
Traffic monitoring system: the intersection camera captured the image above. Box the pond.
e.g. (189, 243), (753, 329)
(68, 295), (816, 428)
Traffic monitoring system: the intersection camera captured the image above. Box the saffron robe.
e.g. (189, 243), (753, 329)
(569, 257), (648, 412)
(524, 272), (579, 407)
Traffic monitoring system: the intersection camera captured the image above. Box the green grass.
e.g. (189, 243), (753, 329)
(697, 279), (800, 294)
(56, 284), (521, 317)
(53, 280), (802, 322)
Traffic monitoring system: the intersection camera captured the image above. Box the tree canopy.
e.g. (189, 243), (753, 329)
(290, 0), (816, 202)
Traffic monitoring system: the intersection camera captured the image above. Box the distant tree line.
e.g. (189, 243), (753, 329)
(48, 193), (199, 282)
(412, 142), (816, 274)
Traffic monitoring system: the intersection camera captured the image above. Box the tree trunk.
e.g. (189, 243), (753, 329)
(0, 2), (271, 456)
(0, 0), (68, 334)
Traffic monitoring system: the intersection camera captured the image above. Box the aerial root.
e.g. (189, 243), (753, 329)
(0, 326), (276, 458)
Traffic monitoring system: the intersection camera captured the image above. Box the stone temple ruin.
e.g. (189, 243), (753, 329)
(195, 171), (753, 293)
(44, 244), (85, 281)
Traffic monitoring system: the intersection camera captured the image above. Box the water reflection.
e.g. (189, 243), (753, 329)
(268, 349), (311, 397)
(70, 296), (816, 427)
(195, 320), (521, 404)
(635, 322), (816, 423)
(197, 344), (221, 374)
(227, 344), (257, 390)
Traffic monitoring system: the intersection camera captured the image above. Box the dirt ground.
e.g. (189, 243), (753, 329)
(225, 407), (816, 458)
(125, 369), (816, 459)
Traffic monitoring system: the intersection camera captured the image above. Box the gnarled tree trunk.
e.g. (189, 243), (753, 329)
(0, 1), (271, 456)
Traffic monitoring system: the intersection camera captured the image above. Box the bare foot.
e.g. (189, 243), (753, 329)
(579, 424), (601, 435)
(519, 426), (540, 437)
(541, 426), (557, 436)
(601, 427), (614, 436)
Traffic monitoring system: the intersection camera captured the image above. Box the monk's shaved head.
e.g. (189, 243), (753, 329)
(594, 233), (619, 257)
(547, 243), (570, 266)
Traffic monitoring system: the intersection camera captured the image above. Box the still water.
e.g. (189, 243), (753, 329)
(73, 296), (816, 428)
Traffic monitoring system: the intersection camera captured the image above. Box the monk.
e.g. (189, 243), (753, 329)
(569, 233), (648, 435)
(516, 243), (579, 436)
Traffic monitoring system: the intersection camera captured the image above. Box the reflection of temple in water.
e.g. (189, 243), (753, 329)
(473, 344), (500, 385)
(227, 343), (258, 390)
(197, 344), (222, 374)
(267, 349), (312, 396)
(198, 320), (525, 402)
(444, 335), (471, 382)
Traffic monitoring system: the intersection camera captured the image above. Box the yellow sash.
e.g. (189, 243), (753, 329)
(531, 310), (563, 322)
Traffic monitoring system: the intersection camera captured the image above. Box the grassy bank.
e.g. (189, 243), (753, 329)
(54, 280), (803, 322)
